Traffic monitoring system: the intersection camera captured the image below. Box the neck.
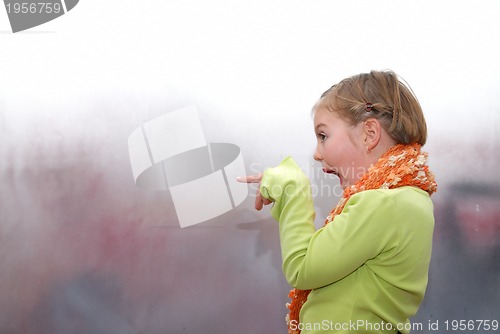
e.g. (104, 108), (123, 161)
(360, 138), (397, 183)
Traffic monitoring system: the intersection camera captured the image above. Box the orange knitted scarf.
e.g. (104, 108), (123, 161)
(286, 143), (437, 334)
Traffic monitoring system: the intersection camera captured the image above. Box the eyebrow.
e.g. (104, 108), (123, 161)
(315, 123), (326, 131)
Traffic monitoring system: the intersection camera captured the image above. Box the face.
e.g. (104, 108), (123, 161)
(313, 108), (368, 189)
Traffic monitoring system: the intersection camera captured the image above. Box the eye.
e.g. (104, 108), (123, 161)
(317, 132), (327, 142)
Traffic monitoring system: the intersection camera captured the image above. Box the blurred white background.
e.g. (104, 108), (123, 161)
(1, 1), (499, 333)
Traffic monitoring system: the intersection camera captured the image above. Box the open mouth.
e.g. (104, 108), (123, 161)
(322, 168), (340, 176)
(322, 167), (347, 188)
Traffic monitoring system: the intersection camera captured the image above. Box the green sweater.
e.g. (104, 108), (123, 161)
(260, 157), (434, 334)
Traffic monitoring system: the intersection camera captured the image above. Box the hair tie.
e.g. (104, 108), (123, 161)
(364, 102), (374, 112)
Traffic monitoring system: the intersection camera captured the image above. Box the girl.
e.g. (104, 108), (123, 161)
(238, 70), (437, 334)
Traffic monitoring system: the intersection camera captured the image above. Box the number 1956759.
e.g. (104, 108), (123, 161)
(5, 2), (62, 14)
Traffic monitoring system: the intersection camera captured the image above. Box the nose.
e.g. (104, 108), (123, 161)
(314, 147), (322, 162)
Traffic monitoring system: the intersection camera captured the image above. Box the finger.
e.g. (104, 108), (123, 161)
(256, 190), (274, 210)
(262, 197), (272, 206)
(255, 190), (264, 211)
(236, 173), (262, 183)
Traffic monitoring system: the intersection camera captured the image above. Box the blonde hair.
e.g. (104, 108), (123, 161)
(314, 70), (427, 145)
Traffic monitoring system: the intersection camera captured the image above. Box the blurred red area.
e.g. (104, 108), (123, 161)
(436, 183), (500, 252)
(0, 143), (285, 333)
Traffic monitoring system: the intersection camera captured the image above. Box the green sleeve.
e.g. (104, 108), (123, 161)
(261, 157), (400, 290)
(259, 157), (317, 286)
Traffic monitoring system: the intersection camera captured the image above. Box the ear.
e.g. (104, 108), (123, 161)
(363, 118), (382, 152)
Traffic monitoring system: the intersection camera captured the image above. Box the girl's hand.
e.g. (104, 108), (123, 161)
(236, 174), (273, 211)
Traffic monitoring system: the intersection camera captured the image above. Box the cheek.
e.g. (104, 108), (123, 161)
(322, 141), (339, 165)
(324, 139), (357, 167)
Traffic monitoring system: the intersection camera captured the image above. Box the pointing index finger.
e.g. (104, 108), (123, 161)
(236, 173), (262, 183)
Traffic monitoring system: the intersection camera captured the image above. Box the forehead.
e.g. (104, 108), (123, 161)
(313, 108), (342, 128)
